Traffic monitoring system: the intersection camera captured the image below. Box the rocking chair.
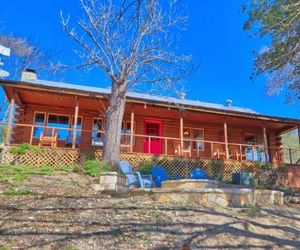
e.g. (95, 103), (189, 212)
(39, 128), (58, 148)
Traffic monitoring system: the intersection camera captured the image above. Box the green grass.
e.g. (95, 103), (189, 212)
(85, 160), (111, 177)
(0, 246), (10, 250)
(0, 164), (77, 185)
(9, 143), (44, 155)
(61, 246), (79, 250)
(3, 187), (35, 196)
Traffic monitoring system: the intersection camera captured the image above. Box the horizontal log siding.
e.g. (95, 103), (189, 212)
(10, 103), (283, 162)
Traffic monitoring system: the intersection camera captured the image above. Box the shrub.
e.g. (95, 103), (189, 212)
(9, 143), (44, 155)
(10, 143), (31, 154)
(85, 160), (111, 177)
(139, 161), (155, 175)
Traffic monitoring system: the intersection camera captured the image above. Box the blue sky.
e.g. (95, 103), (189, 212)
(0, 0), (299, 119)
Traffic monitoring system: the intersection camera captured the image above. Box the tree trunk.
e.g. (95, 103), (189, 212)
(103, 79), (126, 170)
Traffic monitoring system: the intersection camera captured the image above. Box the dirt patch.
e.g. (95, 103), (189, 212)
(0, 174), (299, 249)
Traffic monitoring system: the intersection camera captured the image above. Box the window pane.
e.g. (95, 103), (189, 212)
(183, 128), (191, 148)
(193, 129), (204, 151)
(71, 117), (82, 129)
(121, 122), (131, 144)
(33, 113), (45, 138)
(68, 117), (82, 145)
(35, 113), (45, 123)
(91, 119), (103, 146)
(48, 114), (69, 140)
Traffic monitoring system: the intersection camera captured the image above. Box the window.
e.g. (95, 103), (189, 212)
(91, 118), (104, 146)
(48, 114), (70, 140)
(68, 116), (82, 145)
(183, 128), (191, 148)
(193, 129), (204, 151)
(33, 113), (46, 138)
(121, 121), (134, 144)
(183, 127), (205, 151)
(244, 135), (266, 162)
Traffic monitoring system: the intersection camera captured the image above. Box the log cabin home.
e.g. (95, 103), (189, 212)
(1, 69), (300, 165)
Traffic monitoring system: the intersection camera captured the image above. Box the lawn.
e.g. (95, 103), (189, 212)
(0, 165), (299, 249)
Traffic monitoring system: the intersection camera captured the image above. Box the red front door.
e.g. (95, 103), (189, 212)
(144, 119), (162, 154)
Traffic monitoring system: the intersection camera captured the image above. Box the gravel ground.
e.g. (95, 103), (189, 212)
(0, 173), (299, 250)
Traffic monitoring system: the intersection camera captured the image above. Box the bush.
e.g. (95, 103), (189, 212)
(10, 143), (31, 154)
(85, 160), (111, 177)
(139, 161), (155, 175)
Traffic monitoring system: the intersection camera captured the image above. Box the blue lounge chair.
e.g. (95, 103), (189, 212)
(91, 129), (103, 147)
(119, 161), (153, 188)
(66, 133), (81, 146)
(151, 166), (169, 188)
(189, 168), (207, 179)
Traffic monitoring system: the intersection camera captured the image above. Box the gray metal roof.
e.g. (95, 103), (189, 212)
(22, 79), (258, 114)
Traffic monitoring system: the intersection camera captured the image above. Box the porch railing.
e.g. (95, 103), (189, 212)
(1, 121), (300, 165)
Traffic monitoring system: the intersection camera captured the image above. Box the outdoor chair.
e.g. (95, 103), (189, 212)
(151, 166), (169, 188)
(120, 144), (130, 152)
(212, 144), (226, 159)
(189, 168), (207, 179)
(119, 160), (153, 188)
(173, 141), (192, 157)
(151, 166), (181, 187)
(229, 145), (246, 161)
(91, 130), (103, 147)
(39, 128), (58, 148)
(66, 133), (81, 147)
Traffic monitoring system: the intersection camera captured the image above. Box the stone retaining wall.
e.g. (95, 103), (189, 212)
(130, 188), (284, 207)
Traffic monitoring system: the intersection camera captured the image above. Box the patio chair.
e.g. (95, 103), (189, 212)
(173, 141), (192, 157)
(212, 144), (226, 159)
(39, 128), (57, 148)
(151, 166), (181, 187)
(66, 133), (81, 147)
(119, 160), (153, 188)
(151, 166), (169, 188)
(189, 168), (207, 179)
(229, 145), (246, 161)
(120, 144), (130, 152)
(91, 130), (103, 147)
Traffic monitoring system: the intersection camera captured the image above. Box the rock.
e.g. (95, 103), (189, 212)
(285, 195), (300, 204)
(91, 184), (102, 192)
(98, 172), (127, 192)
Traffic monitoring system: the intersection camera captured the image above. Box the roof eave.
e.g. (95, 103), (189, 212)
(1, 79), (300, 125)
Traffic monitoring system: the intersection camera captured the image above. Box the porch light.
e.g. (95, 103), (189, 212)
(144, 103), (147, 109)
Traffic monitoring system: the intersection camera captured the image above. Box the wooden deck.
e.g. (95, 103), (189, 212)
(1, 121), (300, 165)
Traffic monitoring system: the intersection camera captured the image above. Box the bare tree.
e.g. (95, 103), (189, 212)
(61, 0), (193, 168)
(0, 34), (64, 80)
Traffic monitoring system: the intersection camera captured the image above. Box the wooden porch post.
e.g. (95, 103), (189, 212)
(180, 114), (184, 156)
(72, 97), (79, 149)
(263, 126), (269, 162)
(5, 94), (15, 145)
(130, 110), (135, 153)
(224, 120), (229, 159)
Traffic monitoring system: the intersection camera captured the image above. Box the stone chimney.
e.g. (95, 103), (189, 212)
(21, 69), (37, 81)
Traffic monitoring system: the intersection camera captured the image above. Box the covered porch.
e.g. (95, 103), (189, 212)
(1, 88), (300, 165)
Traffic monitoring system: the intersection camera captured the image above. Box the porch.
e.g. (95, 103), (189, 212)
(1, 118), (300, 165)
(1, 79), (300, 165)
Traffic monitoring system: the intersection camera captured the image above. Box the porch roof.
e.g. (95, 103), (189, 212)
(1, 78), (300, 127)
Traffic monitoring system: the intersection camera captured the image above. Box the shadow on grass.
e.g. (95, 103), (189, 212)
(0, 195), (299, 250)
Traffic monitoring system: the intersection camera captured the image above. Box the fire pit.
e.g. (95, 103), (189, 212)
(161, 179), (219, 189)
